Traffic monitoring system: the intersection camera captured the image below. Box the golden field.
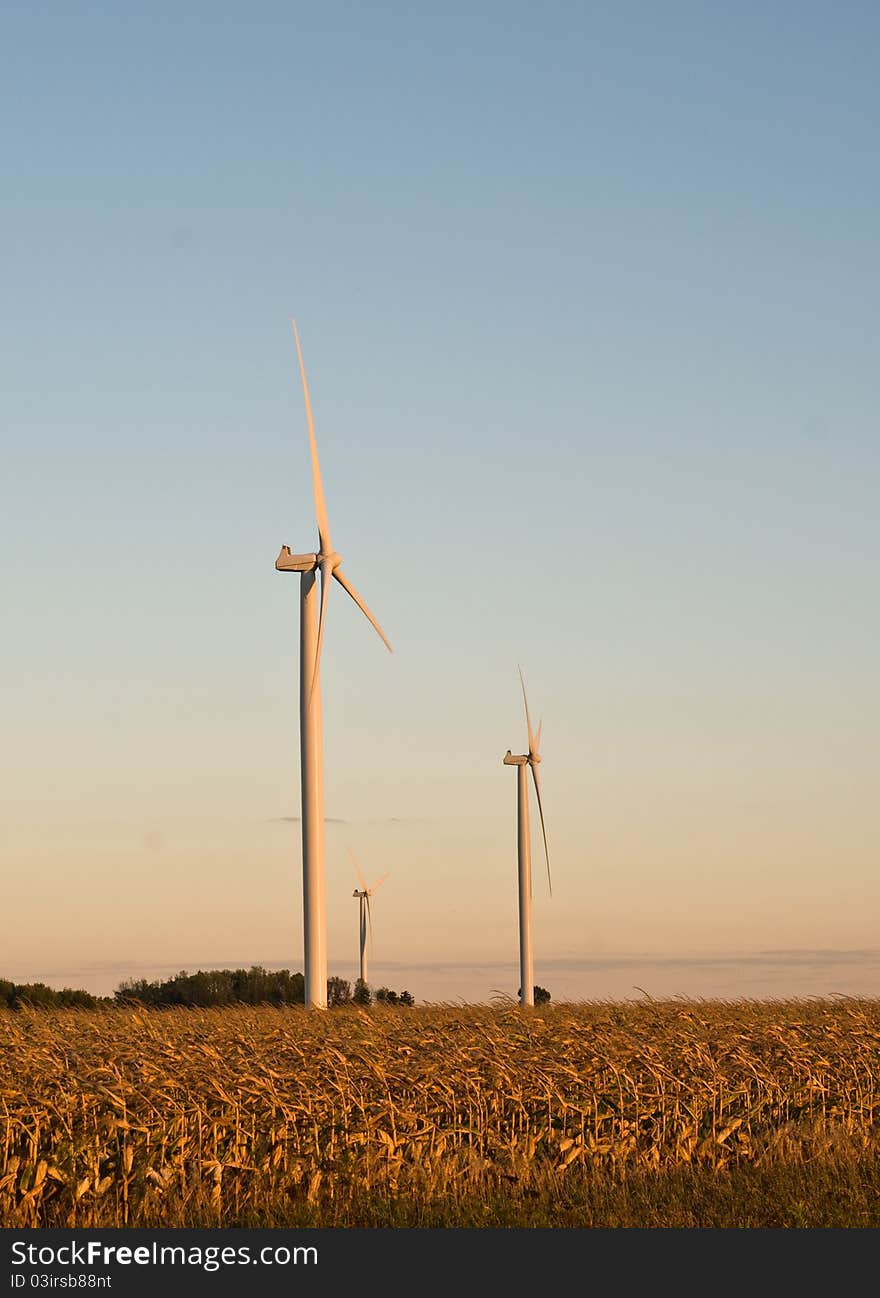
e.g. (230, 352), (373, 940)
(2, 998), (880, 1228)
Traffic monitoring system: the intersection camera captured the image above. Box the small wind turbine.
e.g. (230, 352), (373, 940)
(349, 848), (389, 987)
(503, 667), (551, 1008)
(276, 321), (393, 1008)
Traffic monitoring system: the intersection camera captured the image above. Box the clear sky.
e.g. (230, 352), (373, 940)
(2, 2), (878, 1003)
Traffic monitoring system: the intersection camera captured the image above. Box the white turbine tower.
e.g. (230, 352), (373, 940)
(502, 667), (551, 1008)
(276, 321), (392, 1009)
(349, 848), (389, 988)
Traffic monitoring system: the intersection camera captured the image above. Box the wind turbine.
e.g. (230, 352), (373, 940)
(502, 667), (551, 1008)
(349, 848), (389, 987)
(276, 321), (393, 1009)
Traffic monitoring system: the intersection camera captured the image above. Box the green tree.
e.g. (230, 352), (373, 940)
(327, 976), (352, 1007)
(0, 980), (96, 1009)
(518, 985), (551, 1004)
(56, 987), (97, 1007)
(114, 967), (306, 1007)
(12, 982), (60, 1007)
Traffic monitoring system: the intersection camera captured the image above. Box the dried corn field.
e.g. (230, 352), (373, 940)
(2, 999), (880, 1227)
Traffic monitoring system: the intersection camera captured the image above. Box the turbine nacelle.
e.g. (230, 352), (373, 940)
(275, 547), (345, 574)
(276, 546), (318, 573)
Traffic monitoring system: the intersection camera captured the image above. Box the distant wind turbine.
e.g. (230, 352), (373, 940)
(349, 848), (389, 987)
(502, 667), (551, 1008)
(276, 321), (393, 1008)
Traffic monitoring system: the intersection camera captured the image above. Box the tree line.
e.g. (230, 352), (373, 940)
(114, 967), (415, 1008)
(2, 970), (556, 1010)
(0, 979), (101, 1009)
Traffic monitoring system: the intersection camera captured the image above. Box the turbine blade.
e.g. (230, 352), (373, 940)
(369, 871), (390, 894)
(535, 718), (543, 756)
(366, 891), (373, 955)
(348, 847), (369, 894)
(333, 567), (393, 654)
(312, 556), (334, 684)
(530, 761), (551, 897)
(291, 319), (332, 553)
(518, 665), (537, 756)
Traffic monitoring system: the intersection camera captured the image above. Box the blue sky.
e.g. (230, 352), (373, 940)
(2, 2), (878, 1001)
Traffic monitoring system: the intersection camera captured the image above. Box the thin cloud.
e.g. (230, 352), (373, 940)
(363, 817), (429, 825)
(270, 816), (348, 824)
(269, 816), (427, 825)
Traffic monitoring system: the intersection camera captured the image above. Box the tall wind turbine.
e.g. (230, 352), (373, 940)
(502, 668), (551, 1008)
(349, 848), (389, 987)
(276, 321), (393, 1008)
